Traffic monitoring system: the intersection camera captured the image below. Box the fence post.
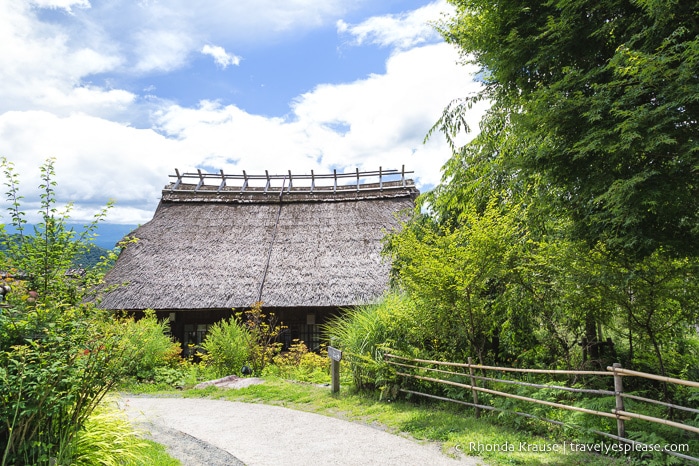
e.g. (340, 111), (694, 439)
(612, 363), (626, 439)
(468, 357), (480, 419)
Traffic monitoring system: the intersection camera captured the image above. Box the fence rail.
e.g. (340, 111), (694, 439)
(385, 354), (699, 463)
(168, 166), (415, 194)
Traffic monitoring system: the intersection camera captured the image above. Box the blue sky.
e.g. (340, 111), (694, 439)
(0, 0), (487, 226)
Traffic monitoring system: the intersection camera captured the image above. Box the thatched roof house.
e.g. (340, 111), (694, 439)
(99, 168), (418, 349)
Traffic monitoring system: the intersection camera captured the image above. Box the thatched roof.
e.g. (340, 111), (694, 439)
(98, 169), (418, 310)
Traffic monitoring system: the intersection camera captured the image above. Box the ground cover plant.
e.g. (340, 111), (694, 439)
(70, 398), (179, 466)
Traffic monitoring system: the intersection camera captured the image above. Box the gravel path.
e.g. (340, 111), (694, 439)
(120, 396), (486, 466)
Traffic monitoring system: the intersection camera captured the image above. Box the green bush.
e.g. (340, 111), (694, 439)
(324, 292), (419, 392)
(267, 339), (330, 383)
(0, 157), (166, 465)
(200, 316), (251, 378)
(107, 310), (182, 383)
(0, 304), (126, 465)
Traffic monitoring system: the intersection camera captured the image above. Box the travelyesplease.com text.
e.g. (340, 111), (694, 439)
(461, 441), (690, 455)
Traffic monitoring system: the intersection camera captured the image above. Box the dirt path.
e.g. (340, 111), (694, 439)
(120, 396), (486, 466)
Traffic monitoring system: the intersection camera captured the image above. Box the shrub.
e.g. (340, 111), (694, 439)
(0, 157), (139, 465)
(107, 310), (182, 383)
(238, 302), (285, 375)
(200, 316), (251, 378)
(268, 339), (330, 383)
(0, 304), (126, 465)
(324, 292), (418, 392)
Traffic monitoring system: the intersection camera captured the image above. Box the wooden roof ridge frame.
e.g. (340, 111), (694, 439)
(169, 166), (414, 195)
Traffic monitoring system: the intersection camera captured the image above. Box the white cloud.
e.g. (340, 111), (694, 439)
(29, 0), (91, 13)
(185, 0), (353, 36)
(132, 29), (195, 74)
(0, 111), (186, 222)
(155, 43), (486, 189)
(0, 1), (488, 225)
(201, 44), (241, 69)
(0, 1), (129, 117)
(70, 0), (356, 75)
(3, 0), (357, 98)
(337, 1), (449, 50)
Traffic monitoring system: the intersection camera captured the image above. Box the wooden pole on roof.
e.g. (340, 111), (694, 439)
(241, 170), (248, 193)
(172, 168), (183, 191)
(195, 169), (205, 191)
(217, 169), (226, 192)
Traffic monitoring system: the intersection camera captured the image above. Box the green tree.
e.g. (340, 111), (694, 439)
(0, 158), (126, 465)
(596, 249), (699, 380)
(1, 157), (114, 304)
(439, 0), (699, 258)
(385, 197), (528, 364)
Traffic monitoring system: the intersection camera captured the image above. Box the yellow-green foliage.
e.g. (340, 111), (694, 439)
(71, 399), (150, 466)
(269, 340), (329, 383)
(107, 310), (181, 382)
(237, 302), (285, 375)
(200, 316), (251, 378)
(72, 398), (181, 466)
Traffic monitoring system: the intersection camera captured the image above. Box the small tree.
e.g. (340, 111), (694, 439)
(237, 302), (285, 375)
(0, 157), (124, 465)
(1, 157), (114, 304)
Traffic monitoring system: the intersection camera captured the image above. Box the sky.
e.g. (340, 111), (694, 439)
(0, 0), (488, 227)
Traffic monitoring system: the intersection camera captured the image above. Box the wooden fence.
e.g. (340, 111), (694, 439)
(385, 354), (699, 463)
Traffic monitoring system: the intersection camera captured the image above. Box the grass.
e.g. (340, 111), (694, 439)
(130, 440), (181, 466)
(72, 397), (181, 466)
(162, 377), (629, 465)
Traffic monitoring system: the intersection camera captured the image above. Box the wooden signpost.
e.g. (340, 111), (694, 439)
(328, 346), (342, 393)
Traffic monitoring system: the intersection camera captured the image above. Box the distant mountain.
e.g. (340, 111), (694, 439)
(2, 223), (139, 250)
(0, 233), (110, 269)
(87, 223), (139, 249)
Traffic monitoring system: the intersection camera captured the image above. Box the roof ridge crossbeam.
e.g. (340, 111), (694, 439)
(168, 167), (415, 193)
(195, 169), (205, 191)
(217, 169), (226, 192)
(240, 170), (248, 193)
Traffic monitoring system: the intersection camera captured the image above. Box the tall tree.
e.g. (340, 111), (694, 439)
(439, 0), (699, 258)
